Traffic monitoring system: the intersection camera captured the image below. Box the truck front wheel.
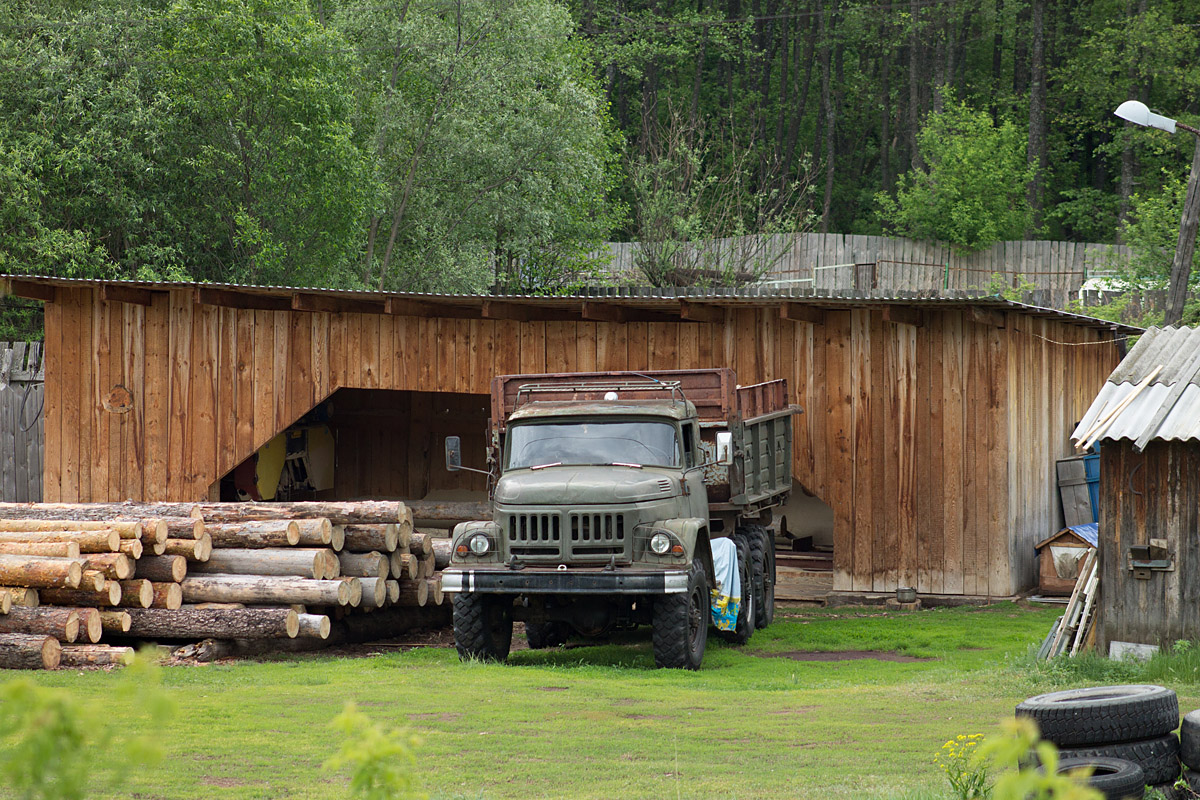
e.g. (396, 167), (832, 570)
(453, 593), (513, 662)
(652, 558), (708, 670)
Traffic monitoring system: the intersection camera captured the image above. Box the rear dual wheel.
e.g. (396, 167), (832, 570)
(742, 524), (775, 629)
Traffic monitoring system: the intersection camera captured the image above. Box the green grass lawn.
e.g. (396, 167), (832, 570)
(12, 602), (1200, 799)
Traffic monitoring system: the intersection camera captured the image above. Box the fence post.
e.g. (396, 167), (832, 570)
(943, 263), (950, 290)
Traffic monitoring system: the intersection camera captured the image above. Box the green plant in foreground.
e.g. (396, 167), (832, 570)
(325, 702), (426, 800)
(0, 652), (172, 800)
(976, 717), (1102, 800)
(934, 733), (990, 800)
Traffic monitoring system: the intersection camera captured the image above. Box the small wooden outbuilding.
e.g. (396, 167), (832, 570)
(1071, 326), (1200, 651)
(3, 276), (1134, 600)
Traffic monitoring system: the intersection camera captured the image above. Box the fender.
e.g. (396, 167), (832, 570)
(653, 518), (715, 589)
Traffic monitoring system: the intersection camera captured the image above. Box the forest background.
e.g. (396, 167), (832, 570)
(1, 0), (1198, 332)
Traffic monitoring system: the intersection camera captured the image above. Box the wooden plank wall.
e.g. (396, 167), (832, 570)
(1099, 442), (1200, 649)
(43, 287), (1120, 596)
(0, 342), (44, 502)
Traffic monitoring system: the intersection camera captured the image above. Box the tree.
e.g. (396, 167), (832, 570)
(876, 95), (1034, 251)
(338, 0), (621, 294)
(1120, 166), (1200, 291)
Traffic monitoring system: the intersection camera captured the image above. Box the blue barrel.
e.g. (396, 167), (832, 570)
(1082, 452), (1100, 522)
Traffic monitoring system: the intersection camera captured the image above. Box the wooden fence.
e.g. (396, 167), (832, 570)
(0, 342), (44, 502)
(597, 233), (1134, 309)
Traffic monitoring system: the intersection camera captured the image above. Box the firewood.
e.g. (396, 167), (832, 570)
(160, 534), (212, 562)
(149, 582), (183, 610)
(162, 518), (204, 539)
(117, 580), (153, 609)
(99, 611), (132, 633)
(358, 578), (387, 609)
(0, 502), (199, 521)
(59, 644), (135, 667)
(390, 552), (417, 580)
(0, 519), (141, 538)
(338, 551), (388, 580)
(206, 521), (300, 549)
(0, 632), (61, 669)
(0, 529), (119, 553)
(394, 579), (428, 607)
(340, 524), (397, 553)
(194, 501), (404, 526)
(431, 537), (452, 570)
(124, 607), (300, 639)
(74, 608), (102, 643)
(136, 556), (187, 583)
(296, 613), (331, 639)
(293, 519), (333, 547)
(0, 541), (81, 558)
(191, 548), (335, 580)
(118, 539), (144, 559)
(80, 553), (132, 580)
(0, 554), (82, 589)
(0, 607), (79, 642)
(40, 583), (121, 607)
(181, 575), (357, 606)
(0, 587), (36, 608)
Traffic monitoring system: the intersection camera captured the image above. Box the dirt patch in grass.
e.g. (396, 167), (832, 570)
(752, 649), (931, 663)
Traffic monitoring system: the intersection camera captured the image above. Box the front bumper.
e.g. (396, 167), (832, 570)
(442, 567), (689, 595)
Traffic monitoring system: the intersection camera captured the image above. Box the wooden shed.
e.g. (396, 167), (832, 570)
(1070, 326), (1200, 650)
(3, 276), (1133, 600)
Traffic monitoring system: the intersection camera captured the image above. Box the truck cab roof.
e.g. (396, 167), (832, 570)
(507, 399), (697, 423)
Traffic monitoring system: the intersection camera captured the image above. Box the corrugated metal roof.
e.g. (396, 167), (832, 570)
(0, 273), (1143, 333)
(1071, 326), (1200, 447)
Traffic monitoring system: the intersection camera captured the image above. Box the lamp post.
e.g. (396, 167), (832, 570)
(1115, 100), (1200, 327)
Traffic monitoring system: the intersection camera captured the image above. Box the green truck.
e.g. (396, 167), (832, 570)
(440, 368), (800, 669)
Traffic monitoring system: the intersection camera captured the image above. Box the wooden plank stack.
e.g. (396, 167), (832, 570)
(0, 501), (448, 669)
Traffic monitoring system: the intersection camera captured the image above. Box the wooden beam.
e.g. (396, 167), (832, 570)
(484, 300), (580, 322)
(581, 301), (681, 323)
(968, 306), (1006, 329)
(384, 297), (478, 319)
(291, 293), (385, 315)
(882, 306), (924, 327)
(780, 303), (825, 324)
(3, 279), (56, 303)
(99, 284), (157, 306)
(194, 287), (290, 311)
(678, 300), (726, 323)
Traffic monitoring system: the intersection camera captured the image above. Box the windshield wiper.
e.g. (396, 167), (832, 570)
(529, 462), (563, 470)
(608, 462), (644, 469)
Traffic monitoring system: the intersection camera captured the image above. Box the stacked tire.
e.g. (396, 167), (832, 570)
(1016, 685), (1181, 799)
(1177, 710), (1200, 795)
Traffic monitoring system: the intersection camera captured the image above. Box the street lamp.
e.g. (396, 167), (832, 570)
(1115, 100), (1200, 327)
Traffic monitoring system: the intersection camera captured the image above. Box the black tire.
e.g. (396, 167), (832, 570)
(652, 558), (708, 670)
(716, 537), (755, 645)
(1181, 767), (1200, 796)
(1181, 710), (1200, 770)
(1016, 685), (1179, 747)
(1056, 757), (1144, 800)
(742, 524), (775, 629)
(1057, 733), (1181, 786)
(525, 621), (570, 650)
(452, 592), (513, 662)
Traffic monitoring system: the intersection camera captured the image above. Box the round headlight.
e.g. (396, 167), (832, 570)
(468, 533), (491, 555)
(649, 532), (672, 555)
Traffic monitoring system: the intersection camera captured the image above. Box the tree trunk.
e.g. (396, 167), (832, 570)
(163, 519), (205, 539)
(394, 579), (428, 607)
(0, 530), (119, 553)
(149, 582), (183, 610)
(407, 532), (435, 557)
(0, 632), (60, 669)
(391, 551), (418, 580)
(417, 557), (434, 580)
(0, 587), (36, 607)
(338, 551), (388, 580)
(80, 553), (132, 580)
(193, 548), (336, 580)
(80, 570), (106, 592)
(206, 521), (300, 549)
(75, 608), (102, 642)
(59, 645), (135, 668)
(1025, 0), (1046, 233)
(406, 501), (487, 525)
(181, 575), (356, 606)
(118, 539), (143, 559)
(0, 606), (79, 642)
(100, 610), (131, 634)
(194, 501), (405, 526)
(40, 583), (121, 607)
(386, 580), (400, 604)
(160, 535), (212, 562)
(818, 2), (837, 231)
(0, 502), (199, 521)
(0, 554), (82, 589)
(139, 520), (168, 546)
(427, 577), (444, 606)
(0, 541), (80, 558)
(124, 608), (300, 639)
(293, 519), (332, 547)
(340, 524), (398, 553)
(296, 613), (331, 639)
(118, 580), (154, 609)
(136, 556), (188, 583)
(431, 538), (452, 570)
(358, 577), (388, 609)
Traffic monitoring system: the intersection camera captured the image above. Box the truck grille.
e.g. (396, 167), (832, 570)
(569, 513), (626, 557)
(507, 513), (562, 557)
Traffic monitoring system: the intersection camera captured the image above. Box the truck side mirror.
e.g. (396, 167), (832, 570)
(445, 436), (462, 472)
(716, 432), (733, 466)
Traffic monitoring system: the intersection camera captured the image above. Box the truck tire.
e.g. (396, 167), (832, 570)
(652, 558), (708, 670)
(1055, 757), (1144, 800)
(1180, 709), (1200, 770)
(1016, 685), (1179, 747)
(453, 593), (513, 662)
(716, 537), (755, 645)
(741, 524), (775, 629)
(525, 621), (570, 650)
(1056, 734), (1181, 786)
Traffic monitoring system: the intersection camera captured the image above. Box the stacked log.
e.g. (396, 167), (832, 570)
(0, 501), (450, 668)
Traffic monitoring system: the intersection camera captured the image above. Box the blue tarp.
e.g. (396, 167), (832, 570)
(1066, 522), (1099, 548)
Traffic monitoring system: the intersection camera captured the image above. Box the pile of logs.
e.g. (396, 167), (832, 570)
(0, 501), (450, 669)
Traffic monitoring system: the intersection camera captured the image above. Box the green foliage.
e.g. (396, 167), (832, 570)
(877, 95), (1035, 251)
(1120, 165), (1200, 289)
(325, 702), (425, 800)
(0, 652), (172, 800)
(976, 718), (1102, 800)
(983, 273), (1039, 300)
(934, 734), (990, 800)
(0, 297), (44, 341)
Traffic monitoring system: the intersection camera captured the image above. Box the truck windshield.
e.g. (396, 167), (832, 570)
(506, 420), (680, 469)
